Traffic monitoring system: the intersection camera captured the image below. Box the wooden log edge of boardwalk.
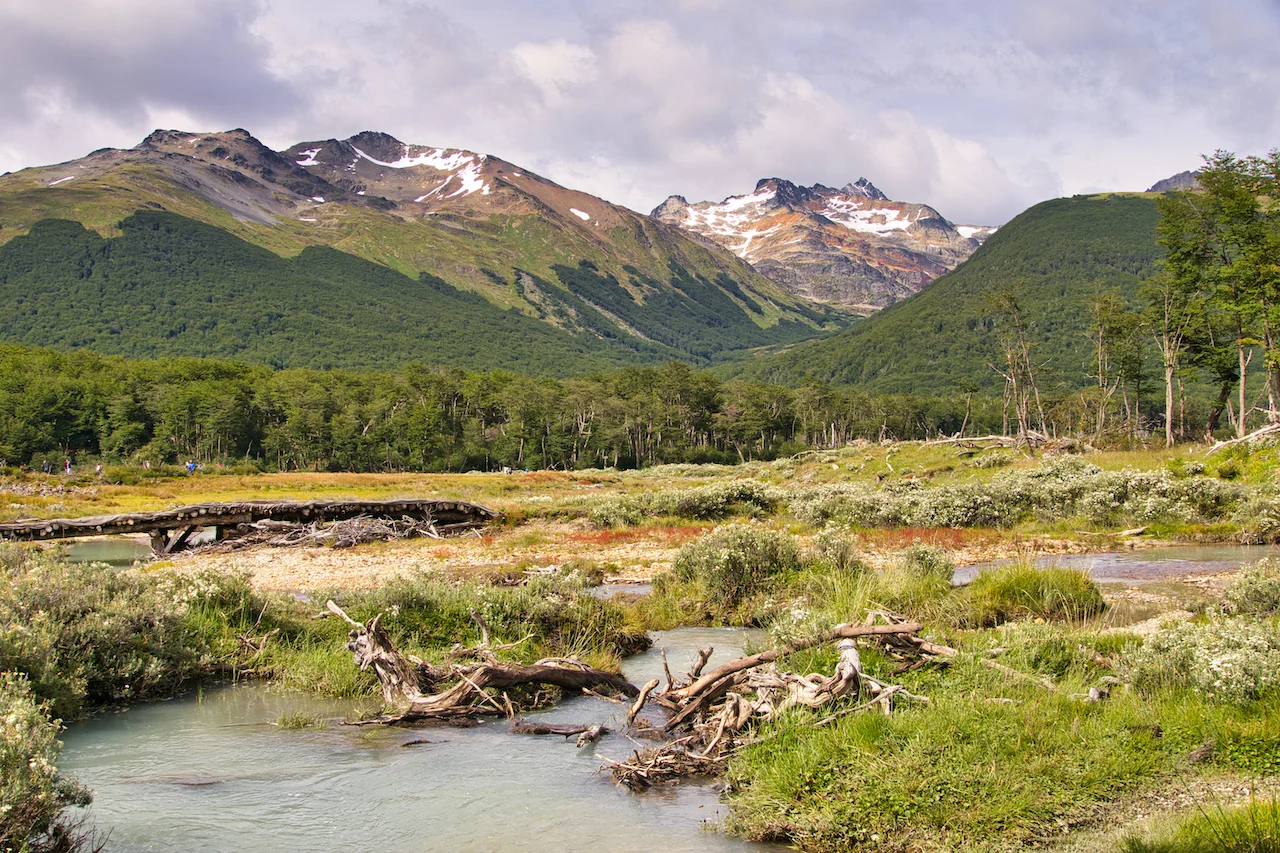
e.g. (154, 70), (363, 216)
(0, 498), (502, 553)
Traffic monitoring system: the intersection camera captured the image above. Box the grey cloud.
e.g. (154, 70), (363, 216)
(2, 0), (1278, 225)
(0, 0), (299, 136)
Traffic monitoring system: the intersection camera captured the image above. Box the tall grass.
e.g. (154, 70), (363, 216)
(1123, 795), (1280, 853)
(961, 560), (1105, 627)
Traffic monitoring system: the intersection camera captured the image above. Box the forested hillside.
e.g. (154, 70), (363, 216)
(0, 212), (820, 372)
(726, 194), (1163, 394)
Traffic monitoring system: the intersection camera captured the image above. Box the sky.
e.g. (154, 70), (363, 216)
(1, 0), (1278, 225)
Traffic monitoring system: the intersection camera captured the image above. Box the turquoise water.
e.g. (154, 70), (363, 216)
(62, 538), (152, 567)
(60, 628), (779, 853)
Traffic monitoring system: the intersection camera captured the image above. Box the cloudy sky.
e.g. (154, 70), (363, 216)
(1, 0), (1277, 224)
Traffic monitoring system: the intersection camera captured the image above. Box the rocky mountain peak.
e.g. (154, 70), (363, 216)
(1146, 170), (1201, 193)
(842, 178), (888, 200)
(652, 195), (690, 219)
(344, 131), (408, 164)
(652, 175), (989, 314)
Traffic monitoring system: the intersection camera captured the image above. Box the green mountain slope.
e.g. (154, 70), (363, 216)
(0, 130), (849, 368)
(724, 194), (1163, 393)
(0, 212), (701, 373)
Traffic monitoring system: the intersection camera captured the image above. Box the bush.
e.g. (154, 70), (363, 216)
(1222, 558), (1280, 616)
(588, 481), (779, 528)
(350, 571), (649, 663)
(809, 528), (863, 574)
(962, 561), (1104, 627)
(1122, 617), (1280, 703)
(899, 544), (954, 581)
(670, 524), (800, 608)
(0, 546), (244, 718)
(971, 451), (1013, 469)
(788, 457), (1245, 530)
(0, 673), (91, 852)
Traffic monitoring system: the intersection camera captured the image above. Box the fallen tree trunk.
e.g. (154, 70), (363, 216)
(326, 600), (637, 723)
(511, 720), (610, 747)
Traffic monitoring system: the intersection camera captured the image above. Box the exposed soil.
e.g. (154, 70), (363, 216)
(160, 516), (1197, 593)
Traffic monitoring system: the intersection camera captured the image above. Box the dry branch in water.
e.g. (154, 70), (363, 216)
(326, 600), (637, 724)
(606, 619), (937, 789)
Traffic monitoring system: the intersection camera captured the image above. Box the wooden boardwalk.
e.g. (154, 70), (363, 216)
(0, 498), (501, 553)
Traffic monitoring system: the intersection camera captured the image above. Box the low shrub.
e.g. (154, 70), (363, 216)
(347, 571), (649, 663)
(788, 457), (1246, 531)
(588, 481), (779, 528)
(962, 561), (1105, 627)
(0, 546), (254, 718)
(0, 673), (91, 853)
(669, 524), (800, 609)
(1222, 558), (1280, 616)
(971, 451), (1014, 469)
(1122, 617), (1280, 703)
(808, 528), (863, 574)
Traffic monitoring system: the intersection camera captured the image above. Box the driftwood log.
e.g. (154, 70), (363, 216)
(326, 600), (636, 724)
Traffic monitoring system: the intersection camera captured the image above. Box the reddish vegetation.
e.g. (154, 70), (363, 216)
(858, 527), (997, 552)
(565, 525), (706, 547)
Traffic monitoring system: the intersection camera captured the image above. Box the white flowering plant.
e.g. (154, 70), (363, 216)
(1122, 617), (1280, 703)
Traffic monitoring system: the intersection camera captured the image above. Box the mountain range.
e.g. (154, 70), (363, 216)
(0, 129), (850, 371)
(652, 178), (994, 314)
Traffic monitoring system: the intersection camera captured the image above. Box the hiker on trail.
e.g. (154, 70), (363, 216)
(186, 460), (196, 473)
(41, 459), (50, 474)
(64, 459), (71, 475)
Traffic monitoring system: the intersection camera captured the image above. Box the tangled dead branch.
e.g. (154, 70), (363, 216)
(606, 619), (940, 789)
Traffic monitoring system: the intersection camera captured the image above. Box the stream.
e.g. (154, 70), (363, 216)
(953, 543), (1280, 584)
(59, 628), (783, 853)
(57, 544), (1279, 849)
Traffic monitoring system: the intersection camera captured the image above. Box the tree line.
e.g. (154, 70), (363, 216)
(0, 345), (1011, 472)
(1152, 148), (1280, 445)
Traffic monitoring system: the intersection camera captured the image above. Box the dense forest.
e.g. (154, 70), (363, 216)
(0, 344), (1006, 472)
(0, 211), (828, 374)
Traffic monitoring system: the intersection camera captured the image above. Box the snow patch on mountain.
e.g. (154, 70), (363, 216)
(446, 160), (489, 197)
(570, 208), (590, 221)
(820, 197), (912, 234)
(295, 148), (321, 166)
(351, 144), (474, 172)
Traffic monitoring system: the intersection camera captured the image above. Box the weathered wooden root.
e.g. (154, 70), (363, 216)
(327, 600), (637, 723)
(511, 719), (610, 747)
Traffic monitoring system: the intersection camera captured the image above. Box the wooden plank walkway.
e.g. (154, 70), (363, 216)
(0, 498), (501, 552)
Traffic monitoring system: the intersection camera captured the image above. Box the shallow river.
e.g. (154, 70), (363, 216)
(60, 628), (783, 853)
(954, 543), (1280, 584)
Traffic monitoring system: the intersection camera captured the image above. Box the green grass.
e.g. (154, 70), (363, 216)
(962, 560), (1106, 627)
(1123, 795), (1280, 853)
